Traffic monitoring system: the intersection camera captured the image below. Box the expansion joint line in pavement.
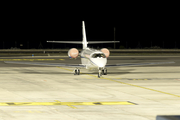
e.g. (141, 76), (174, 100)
(57, 67), (180, 98)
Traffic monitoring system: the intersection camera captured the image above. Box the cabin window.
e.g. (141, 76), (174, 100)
(92, 53), (106, 58)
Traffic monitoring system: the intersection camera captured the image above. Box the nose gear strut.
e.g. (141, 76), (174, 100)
(98, 68), (107, 78)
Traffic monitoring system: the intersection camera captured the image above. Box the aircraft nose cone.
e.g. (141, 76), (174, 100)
(91, 58), (107, 67)
(98, 63), (105, 67)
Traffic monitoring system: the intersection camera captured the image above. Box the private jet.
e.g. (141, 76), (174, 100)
(5, 21), (174, 78)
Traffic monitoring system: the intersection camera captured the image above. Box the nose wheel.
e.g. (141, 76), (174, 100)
(98, 68), (107, 78)
(98, 70), (101, 78)
(74, 68), (80, 75)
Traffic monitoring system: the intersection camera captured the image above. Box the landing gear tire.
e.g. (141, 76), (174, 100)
(104, 69), (107, 75)
(74, 69), (77, 75)
(102, 70), (104, 75)
(74, 69), (80, 75)
(77, 69), (80, 75)
(102, 69), (107, 75)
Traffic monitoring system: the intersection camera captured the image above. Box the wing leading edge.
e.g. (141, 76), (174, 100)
(105, 61), (175, 67)
(4, 61), (175, 68)
(4, 61), (86, 68)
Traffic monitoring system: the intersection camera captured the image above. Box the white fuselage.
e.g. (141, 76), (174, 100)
(81, 48), (107, 70)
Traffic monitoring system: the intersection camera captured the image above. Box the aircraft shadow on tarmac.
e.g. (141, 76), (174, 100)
(4, 71), (178, 75)
(19, 68), (180, 75)
(17, 68), (136, 75)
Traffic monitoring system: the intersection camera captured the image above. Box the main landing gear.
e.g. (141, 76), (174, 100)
(98, 68), (107, 78)
(73, 68), (107, 78)
(74, 68), (80, 75)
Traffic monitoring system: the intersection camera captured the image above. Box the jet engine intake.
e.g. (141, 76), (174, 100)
(100, 48), (110, 58)
(68, 48), (79, 58)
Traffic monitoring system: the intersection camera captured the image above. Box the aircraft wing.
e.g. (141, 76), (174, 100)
(105, 61), (175, 67)
(4, 61), (86, 68)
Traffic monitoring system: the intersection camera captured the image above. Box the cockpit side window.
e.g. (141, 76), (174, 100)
(92, 53), (106, 58)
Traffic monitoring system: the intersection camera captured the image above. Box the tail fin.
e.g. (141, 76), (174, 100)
(82, 21), (119, 47)
(47, 21), (89, 49)
(82, 21), (88, 49)
(47, 21), (120, 48)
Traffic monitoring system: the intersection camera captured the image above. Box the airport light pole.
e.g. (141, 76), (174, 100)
(114, 27), (116, 49)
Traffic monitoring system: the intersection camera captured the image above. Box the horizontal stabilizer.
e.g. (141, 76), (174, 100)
(47, 41), (82, 44)
(47, 41), (119, 44)
(88, 41), (119, 44)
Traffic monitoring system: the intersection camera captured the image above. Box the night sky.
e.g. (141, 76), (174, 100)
(1, 3), (179, 49)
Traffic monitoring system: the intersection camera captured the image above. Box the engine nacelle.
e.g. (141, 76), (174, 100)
(68, 48), (79, 58)
(101, 48), (110, 58)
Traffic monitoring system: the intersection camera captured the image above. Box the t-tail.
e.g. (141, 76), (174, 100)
(47, 21), (120, 49)
(82, 21), (88, 49)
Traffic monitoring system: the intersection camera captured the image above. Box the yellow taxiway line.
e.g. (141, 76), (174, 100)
(0, 101), (135, 106)
(101, 77), (180, 98)
(57, 67), (180, 98)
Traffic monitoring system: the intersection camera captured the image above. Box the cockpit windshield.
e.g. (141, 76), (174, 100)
(92, 53), (106, 58)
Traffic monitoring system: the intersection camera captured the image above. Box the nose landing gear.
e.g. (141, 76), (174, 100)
(74, 68), (80, 75)
(98, 68), (107, 78)
(98, 69), (101, 78)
